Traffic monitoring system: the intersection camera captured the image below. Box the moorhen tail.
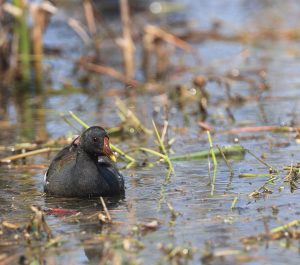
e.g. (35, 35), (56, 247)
(44, 126), (125, 197)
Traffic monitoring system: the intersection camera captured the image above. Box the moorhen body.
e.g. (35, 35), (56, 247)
(44, 126), (124, 197)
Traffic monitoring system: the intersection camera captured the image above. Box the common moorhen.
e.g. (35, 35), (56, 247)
(44, 126), (125, 197)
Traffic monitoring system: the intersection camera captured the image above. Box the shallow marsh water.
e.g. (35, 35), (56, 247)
(1, 1), (300, 264)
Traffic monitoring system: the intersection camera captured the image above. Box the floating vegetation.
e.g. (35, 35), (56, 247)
(169, 144), (245, 161)
(1, 1), (300, 264)
(230, 196), (238, 210)
(239, 173), (274, 178)
(283, 163), (300, 192)
(241, 220), (300, 245)
(157, 243), (195, 264)
(25, 206), (53, 241)
(100, 196), (112, 223)
(0, 147), (54, 164)
(0, 205), (60, 250)
(115, 98), (152, 135)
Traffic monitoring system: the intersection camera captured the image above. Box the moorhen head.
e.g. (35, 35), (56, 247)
(44, 126), (125, 197)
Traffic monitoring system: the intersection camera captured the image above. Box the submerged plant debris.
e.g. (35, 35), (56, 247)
(1, 0), (300, 264)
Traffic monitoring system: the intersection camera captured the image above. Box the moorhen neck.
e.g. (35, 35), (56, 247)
(44, 126), (125, 197)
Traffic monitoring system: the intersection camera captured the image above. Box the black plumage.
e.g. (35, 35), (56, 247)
(44, 126), (124, 197)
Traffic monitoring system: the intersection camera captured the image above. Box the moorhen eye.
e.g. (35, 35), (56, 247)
(44, 126), (124, 197)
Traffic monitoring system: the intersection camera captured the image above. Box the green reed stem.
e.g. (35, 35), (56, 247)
(230, 196), (238, 210)
(13, 0), (31, 83)
(69, 111), (89, 129)
(245, 148), (277, 173)
(270, 220), (300, 234)
(169, 144), (245, 161)
(152, 119), (168, 156)
(207, 131), (217, 196)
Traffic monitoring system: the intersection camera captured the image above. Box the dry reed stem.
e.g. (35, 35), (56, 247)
(120, 0), (135, 79)
(228, 125), (296, 134)
(68, 18), (90, 44)
(160, 120), (168, 144)
(80, 61), (139, 87)
(179, 28), (300, 43)
(83, 0), (96, 35)
(100, 196), (112, 222)
(3, 3), (22, 17)
(144, 25), (193, 52)
(31, 3), (50, 84)
(142, 32), (154, 81)
(245, 149), (277, 172)
(0, 147), (52, 163)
